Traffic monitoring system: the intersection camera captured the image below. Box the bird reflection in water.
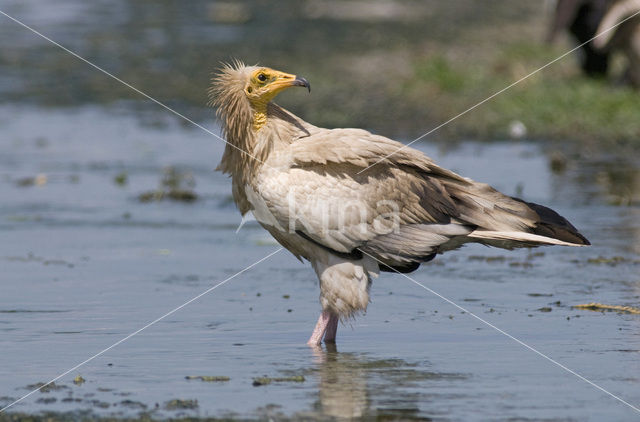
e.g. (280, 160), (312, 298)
(308, 344), (450, 419)
(310, 344), (369, 419)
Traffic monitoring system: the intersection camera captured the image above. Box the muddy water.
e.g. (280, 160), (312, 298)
(0, 105), (638, 420)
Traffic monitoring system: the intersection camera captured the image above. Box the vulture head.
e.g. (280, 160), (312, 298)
(243, 66), (310, 105)
(209, 61), (310, 134)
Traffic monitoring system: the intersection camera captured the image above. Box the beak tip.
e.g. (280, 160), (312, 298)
(294, 76), (311, 93)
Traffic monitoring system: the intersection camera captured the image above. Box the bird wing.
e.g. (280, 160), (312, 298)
(255, 128), (586, 271)
(251, 129), (469, 267)
(289, 128), (468, 183)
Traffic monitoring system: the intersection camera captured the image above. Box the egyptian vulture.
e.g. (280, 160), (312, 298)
(209, 62), (590, 346)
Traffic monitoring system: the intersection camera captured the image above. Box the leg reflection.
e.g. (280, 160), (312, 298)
(312, 343), (369, 419)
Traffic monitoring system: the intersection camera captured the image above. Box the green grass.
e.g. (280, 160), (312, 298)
(278, 40), (639, 151)
(396, 45), (640, 148)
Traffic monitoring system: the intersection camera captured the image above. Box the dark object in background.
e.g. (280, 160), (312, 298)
(549, 0), (640, 87)
(549, 0), (612, 75)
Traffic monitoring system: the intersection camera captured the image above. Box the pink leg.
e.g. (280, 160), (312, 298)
(323, 314), (339, 343)
(307, 310), (338, 345)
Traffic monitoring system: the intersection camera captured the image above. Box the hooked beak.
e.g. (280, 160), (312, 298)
(269, 71), (311, 95)
(292, 76), (311, 93)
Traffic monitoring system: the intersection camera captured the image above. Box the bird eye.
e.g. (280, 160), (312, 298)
(257, 73), (267, 82)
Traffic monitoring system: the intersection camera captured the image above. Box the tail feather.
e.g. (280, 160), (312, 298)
(467, 230), (587, 248)
(443, 179), (590, 248)
(361, 174), (590, 274)
(513, 199), (591, 246)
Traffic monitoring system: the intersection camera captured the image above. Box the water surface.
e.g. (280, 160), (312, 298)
(1, 105), (639, 420)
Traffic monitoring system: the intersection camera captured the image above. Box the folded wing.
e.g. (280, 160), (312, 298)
(257, 128), (588, 273)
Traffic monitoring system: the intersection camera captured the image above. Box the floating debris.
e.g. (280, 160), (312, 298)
(73, 375), (85, 385)
(549, 151), (568, 173)
(138, 166), (198, 203)
(5, 253), (74, 268)
(509, 261), (533, 268)
(89, 400), (110, 409)
(252, 375), (305, 386)
(185, 375), (230, 382)
(119, 399), (147, 409)
(15, 173), (47, 187)
(165, 399), (198, 410)
(468, 253), (543, 267)
(113, 171), (128, 186)
(138, 190), (198, 203)
(468, 255), (506, 263)
(573, 303), (640, 314)
(26, 382), (68, 393)
(537, 307), (553, 313)
(252, 377), (271, 386)
(586, 256), (637, 266)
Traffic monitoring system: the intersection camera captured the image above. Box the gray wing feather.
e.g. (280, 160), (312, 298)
(266, 128), (589, 270)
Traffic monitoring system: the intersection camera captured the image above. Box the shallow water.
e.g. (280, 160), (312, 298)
(0, 105), (639, 420)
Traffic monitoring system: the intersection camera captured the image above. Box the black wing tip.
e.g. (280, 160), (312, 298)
(531, 222), (591, 246)
(378, 253), (436, 273)
(379, 262), (421, 273)
(516, 199), (591, 246)
(575, 232), (591, 246)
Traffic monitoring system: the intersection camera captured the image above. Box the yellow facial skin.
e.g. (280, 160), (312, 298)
(245, 67), (310, 131)
(245, 67), (310, 104)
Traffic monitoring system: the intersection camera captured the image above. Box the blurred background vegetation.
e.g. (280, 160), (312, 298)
(0, 0), (638, 149)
